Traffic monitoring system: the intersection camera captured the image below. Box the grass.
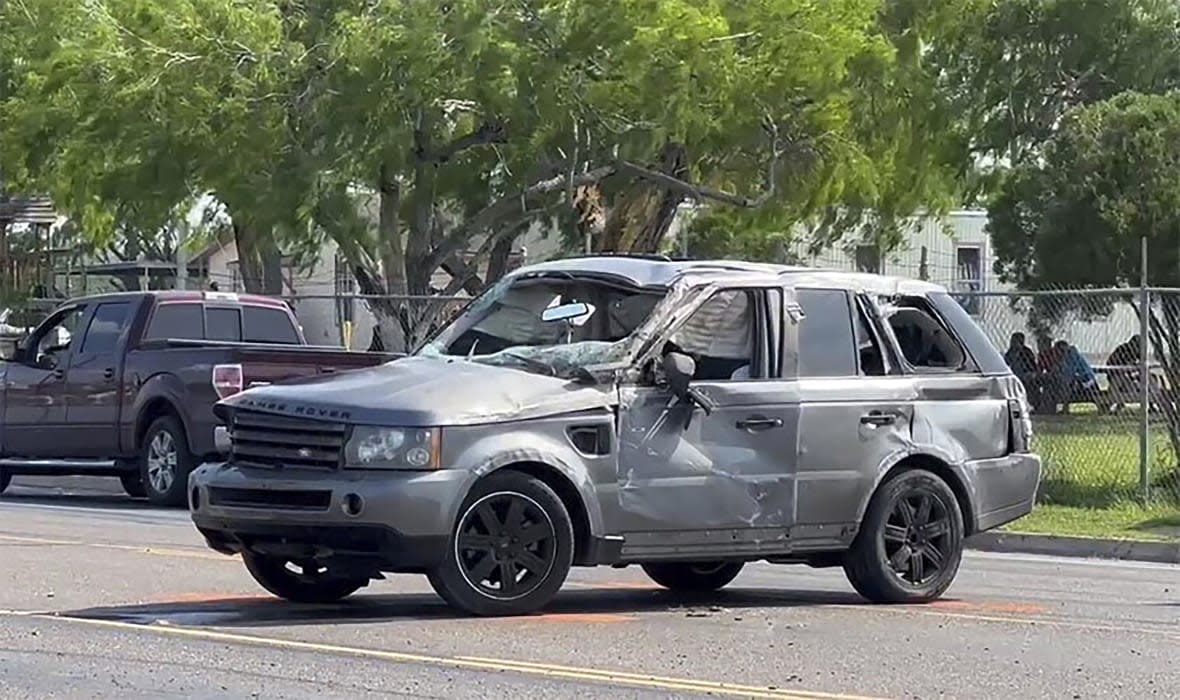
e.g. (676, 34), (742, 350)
(1003, 503), (1180, 542)
(1032, 411), (1179, 507)
(1008, 408), (1180, 541)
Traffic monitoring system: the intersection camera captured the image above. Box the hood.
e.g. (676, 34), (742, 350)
(221, 356), (616, 427)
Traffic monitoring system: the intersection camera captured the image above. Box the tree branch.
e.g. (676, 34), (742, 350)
(424, 122), (507, 163)
(617, 119), (784, 208)
(423, 164), (618, 272)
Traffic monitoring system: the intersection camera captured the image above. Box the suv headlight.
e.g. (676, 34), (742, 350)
(344, 427), (441, 470)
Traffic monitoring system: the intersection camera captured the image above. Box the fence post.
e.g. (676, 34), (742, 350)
(1138, 236), (1151, 504)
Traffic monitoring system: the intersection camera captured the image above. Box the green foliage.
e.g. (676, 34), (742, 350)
(989, 92), (1180, 289)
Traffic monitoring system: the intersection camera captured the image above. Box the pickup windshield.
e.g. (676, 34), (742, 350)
(419, 275), (666, 375)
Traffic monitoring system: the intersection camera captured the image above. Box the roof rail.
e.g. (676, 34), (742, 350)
(561, 252), (674, 262)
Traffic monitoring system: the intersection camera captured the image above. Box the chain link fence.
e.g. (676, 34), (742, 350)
(956, 288), (1180, 507)
(4, 284), (1179, 508)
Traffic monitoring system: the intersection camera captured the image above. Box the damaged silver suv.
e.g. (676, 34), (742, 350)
(189, 256), (1040, 616)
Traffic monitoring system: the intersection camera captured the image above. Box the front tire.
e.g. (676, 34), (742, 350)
(642, 561), (744, 592)
(139, 416), (195, 507)
(0, 470), (11, 495)
(243, 553), (367, 604)
(428, 470), (574, 617)
(843, 469), (964, 604)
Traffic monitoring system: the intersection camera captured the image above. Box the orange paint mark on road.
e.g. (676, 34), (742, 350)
(571, 581), (659, 591)
(141, 593), (272, 606)
(927, 600), (1047, 615)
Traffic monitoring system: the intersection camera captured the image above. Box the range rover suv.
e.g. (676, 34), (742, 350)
(189, 257), (1040, 616)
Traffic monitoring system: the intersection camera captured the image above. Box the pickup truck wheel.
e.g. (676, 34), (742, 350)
(119, 472), (147, 499)
(428, 471), (574, 617)
(0, 470), (11, 495)
(843, 469), (964, 604)
(140, 416), (195, 507)
(242, 553), (367, 604)
(641, 562), (744, 592)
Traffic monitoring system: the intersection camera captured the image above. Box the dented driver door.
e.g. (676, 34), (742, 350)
(611, 284), (800, 559)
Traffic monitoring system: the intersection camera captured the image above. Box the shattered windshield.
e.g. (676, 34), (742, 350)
(418, 274), (667, 376)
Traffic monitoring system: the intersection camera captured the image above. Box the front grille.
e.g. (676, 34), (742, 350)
(229, 410), (346, 470)
(208, 487), (332, 511)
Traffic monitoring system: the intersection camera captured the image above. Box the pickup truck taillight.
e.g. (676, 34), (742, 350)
(212, 363), (244, 399)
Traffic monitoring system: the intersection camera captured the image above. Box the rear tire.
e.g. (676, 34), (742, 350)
(428, 470), (574, 617)
(0, 470), (11, 495)
(139, 415), (195, 507)
(119, 471), (147, 499)
(843, 469), (964, 604)
(642, 562), (744, 592)
(243, 553), (367, 604)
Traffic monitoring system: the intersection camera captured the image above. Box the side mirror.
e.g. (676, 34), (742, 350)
(662, 351), (696, 396)
(661, 351), (715, 416)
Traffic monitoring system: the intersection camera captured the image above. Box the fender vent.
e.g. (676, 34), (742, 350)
(568, 425), (612, 456)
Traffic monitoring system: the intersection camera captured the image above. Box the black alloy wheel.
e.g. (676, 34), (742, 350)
(844, 469), (964, 604)
(429, 471), (573, 616)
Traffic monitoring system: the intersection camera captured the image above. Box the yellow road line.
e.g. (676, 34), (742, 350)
(0, 534), (228, 561)
(829, 604), (1180, 639)
(16, 613), (884, 700)
(456, 655), (886, 700)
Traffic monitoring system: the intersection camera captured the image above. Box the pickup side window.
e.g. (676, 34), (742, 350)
(80, 302), (132, 355)
(29, 306), (86, 368)
(886, 297), (971, 372)
(242, 305), (299, 345)
(206, 307), (242, 342)
(795, 289), (858, 378)
(145, 303), (204, 341)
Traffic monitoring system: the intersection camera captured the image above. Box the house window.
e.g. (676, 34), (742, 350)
(954, 246), (983, 315)
(854, 245), (881, 274)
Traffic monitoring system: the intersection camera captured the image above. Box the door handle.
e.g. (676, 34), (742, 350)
(736, 416), (784, 431)
(51, 368), (64, 380)
(860, 410), (899, 426)
(102, 368), (115, 380)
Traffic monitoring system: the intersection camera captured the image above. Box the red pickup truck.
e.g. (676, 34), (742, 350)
(0, 290), (394, 505)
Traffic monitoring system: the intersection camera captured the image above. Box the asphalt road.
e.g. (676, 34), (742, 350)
(1, 475), (1177, 699)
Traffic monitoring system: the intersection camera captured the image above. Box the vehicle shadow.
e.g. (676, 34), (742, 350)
(58, 586), (868, 629)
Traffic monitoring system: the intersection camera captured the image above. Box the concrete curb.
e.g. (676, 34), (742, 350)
(967, 531), (1180, 565)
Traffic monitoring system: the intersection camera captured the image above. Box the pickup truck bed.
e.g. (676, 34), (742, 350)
(0, 290), (394, 505)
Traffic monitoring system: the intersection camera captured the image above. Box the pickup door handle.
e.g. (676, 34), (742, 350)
(735, 416), (783, 432)
(51, 368), (64, 380)
(860, 411), (899, 426)
(102, 368), (115, 380)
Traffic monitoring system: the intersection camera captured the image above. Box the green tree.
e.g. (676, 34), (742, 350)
(988, 91), (1180, 475)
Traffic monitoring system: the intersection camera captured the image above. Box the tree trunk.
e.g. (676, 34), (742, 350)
(486, 235), (515, 284)
(597, 142), (688, 254)
(234, 221), (266, 294)
(260, 236), (283, 296)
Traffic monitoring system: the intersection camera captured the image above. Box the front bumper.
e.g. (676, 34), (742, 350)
(189, 461), (472, 572)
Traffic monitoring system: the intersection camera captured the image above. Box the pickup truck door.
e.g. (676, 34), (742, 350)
(65, 300), (135, 457)
(2, 304), (87, 457)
